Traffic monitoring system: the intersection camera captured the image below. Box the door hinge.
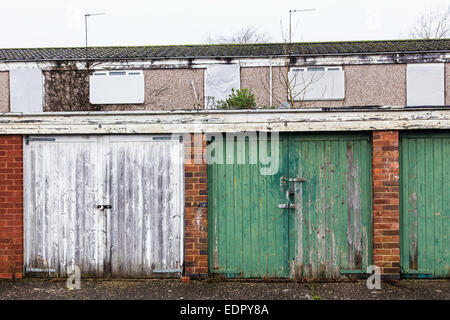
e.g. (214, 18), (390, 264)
(25, 137), (56, 145)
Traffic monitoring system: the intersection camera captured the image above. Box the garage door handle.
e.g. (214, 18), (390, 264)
(97, 205), (112, 210)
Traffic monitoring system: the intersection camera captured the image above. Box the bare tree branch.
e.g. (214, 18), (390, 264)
(410, 5), (450, 39)
(205, 26), (271, 44)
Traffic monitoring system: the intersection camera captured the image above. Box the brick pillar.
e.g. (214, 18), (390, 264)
(372, 131), (400, 279)
(184, 133), (208, 279)
(0, 135), (23, 279)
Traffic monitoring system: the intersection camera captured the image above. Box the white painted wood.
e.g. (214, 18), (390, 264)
(4, 108), (450, 134)
(24, 136), (105, 276)
(24, 135), (184, 278)
(106, 135), (184, 277)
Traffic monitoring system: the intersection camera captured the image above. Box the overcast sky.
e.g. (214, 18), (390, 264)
(0, 0), (448, 48)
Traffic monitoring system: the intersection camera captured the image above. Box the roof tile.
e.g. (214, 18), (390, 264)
(0, 39), (448, 62)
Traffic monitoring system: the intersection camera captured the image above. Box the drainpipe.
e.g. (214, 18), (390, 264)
(269, 56), (273, 107)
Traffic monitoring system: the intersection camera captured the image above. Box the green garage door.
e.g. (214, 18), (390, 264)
(400, 132), (450, 278)
(208, 133), (372, 279)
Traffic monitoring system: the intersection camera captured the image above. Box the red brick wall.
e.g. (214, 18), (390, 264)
(372, 131), (400, 279)
(0, 135), (23, 279)
(184, 134), (208, 279)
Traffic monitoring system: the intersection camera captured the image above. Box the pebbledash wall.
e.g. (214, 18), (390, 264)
(0, 130), (404, 280)
(0, 63), (449, 112)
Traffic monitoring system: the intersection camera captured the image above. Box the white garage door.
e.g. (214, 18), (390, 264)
(24, 135), (184, 278)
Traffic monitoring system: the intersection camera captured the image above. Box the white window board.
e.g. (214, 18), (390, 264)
(9, 69), (43, 113)
(288, 67), (345, 101)
(205, 64), (240, 109)
(407, 63), (444, 106)
(90, 70), (145, 104)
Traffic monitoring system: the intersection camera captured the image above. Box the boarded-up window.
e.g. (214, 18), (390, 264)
(288, 66), (345, 101)
(90, 70), (145, 104)
(407, 63), (444, 106)
(10, 69), (43, 113)
(205, 64), (240, 109)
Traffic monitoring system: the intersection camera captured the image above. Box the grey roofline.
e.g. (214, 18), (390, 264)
(0, 50), (448, 63)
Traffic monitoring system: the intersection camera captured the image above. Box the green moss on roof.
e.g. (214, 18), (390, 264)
(0, 39), (448, 62)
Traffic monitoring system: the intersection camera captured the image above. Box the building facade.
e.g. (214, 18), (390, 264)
(0, 39), (449, 280)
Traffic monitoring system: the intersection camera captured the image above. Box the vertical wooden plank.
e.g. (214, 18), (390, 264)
(424, 137), (434, 271)
(281, 135), (290, 278)
(217, 139), (228, 273)
(241, 139), (251, 277)
(433, 138), (443, 277)
(299, 140), (309, 278)
(259, 137), (268, 277)
(416, 138), (426, 273)
(225, 141), (234, 277)
(361, 139), (373, 270)
(308, 140), (318, 279)
(338, 140), (349, 272)
(442, 140), (450, 277)
(400, 136), (409, 274)
(266, 137), (277, 277)
(250, 138), (260, 277)
(234, 142), (243, 276)
(329, 140), (340, 278)
(324, 140), (333, 278)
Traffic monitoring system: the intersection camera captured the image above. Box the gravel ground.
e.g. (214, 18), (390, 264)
(0, 279), (448, 300)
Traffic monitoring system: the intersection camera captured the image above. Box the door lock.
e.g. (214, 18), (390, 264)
(97, 205), (112, 210)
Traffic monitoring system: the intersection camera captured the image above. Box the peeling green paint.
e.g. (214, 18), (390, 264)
(208, 133), (372, 279)
(400, 132), (450, 278)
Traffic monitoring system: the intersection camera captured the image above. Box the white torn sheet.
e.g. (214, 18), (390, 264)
(205, 64), (240, 109)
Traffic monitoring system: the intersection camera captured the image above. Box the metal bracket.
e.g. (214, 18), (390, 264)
(289, 177), (306, 183)
(25, 137), (56, 145)
(26, 267), (56, 273)
(278, 204), (295, 209)
(280, 176), (306, 185)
